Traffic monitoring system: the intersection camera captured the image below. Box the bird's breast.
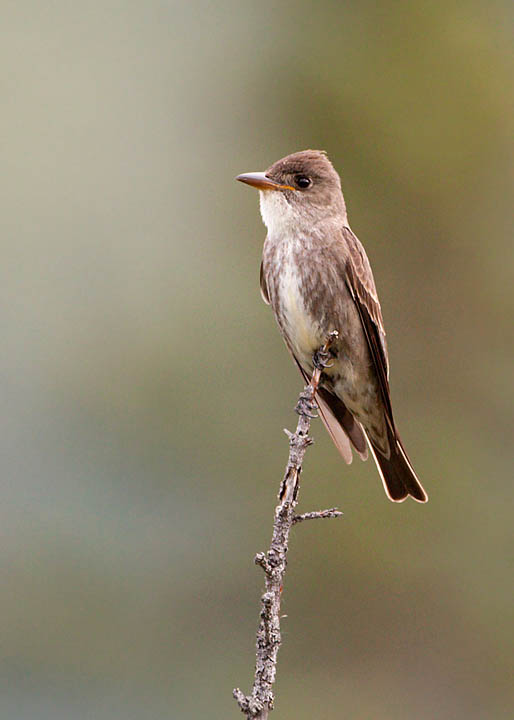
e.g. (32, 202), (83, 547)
(266, 236), (327, 368)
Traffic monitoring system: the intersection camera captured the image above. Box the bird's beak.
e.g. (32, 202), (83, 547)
(236, 172), (294, 192)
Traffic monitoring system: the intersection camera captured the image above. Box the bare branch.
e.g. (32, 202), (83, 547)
(233, 332), (341, 719)
(292, 508), (343, 524)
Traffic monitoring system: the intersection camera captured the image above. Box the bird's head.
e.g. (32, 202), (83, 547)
(236, 150), (346, 234)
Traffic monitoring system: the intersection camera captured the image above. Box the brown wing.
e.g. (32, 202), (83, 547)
(260, 261), (270, 304)
(342, 226), (394, 432)
(343, 228), (428, 503)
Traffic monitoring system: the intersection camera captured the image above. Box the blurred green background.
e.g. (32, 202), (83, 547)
(1, 1), (512, 718)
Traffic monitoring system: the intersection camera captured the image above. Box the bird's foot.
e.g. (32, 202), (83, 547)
(295, 390), (318, 418)
(312, 347), (334, 370)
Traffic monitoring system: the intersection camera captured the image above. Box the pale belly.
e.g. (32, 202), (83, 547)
(276, 262), (326, 368)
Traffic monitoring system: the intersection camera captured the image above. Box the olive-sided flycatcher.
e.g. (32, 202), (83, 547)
(236, 150), (427, 503)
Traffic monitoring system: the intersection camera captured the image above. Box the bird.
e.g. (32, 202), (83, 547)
(236, 150), (428, 503)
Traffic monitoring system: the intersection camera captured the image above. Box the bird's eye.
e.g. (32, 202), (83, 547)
(295, 176), (312, 189)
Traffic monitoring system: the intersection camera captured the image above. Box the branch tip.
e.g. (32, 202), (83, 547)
(292, 508), (343, 524)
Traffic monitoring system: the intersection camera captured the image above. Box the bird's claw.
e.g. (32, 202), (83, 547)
(295, 391), (318, 418)
(313, 347), (334, 370)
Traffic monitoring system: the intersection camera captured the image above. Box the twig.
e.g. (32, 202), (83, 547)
(233, 331), (341, 719)
(292, 508), (342, 524)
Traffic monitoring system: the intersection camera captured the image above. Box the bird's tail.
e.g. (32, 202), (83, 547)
(366, 425), (428, 503)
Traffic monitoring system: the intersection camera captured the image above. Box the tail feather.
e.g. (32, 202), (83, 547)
(317, 387), (368, 460)
(366, 425), (428, 503)
(293, 359), (427, 502)
(316, 392), (354, 464)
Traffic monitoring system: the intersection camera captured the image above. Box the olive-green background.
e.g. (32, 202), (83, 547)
(2, 2), (512, 718)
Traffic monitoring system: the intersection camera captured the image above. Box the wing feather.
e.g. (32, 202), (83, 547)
(260, 260), (270, 304)
(294, 360), (360, 464)
(343, 227), (395, 431)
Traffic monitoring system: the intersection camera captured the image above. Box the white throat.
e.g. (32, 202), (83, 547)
(259, 189), (346, 237)
(259, 190), (305, 237)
